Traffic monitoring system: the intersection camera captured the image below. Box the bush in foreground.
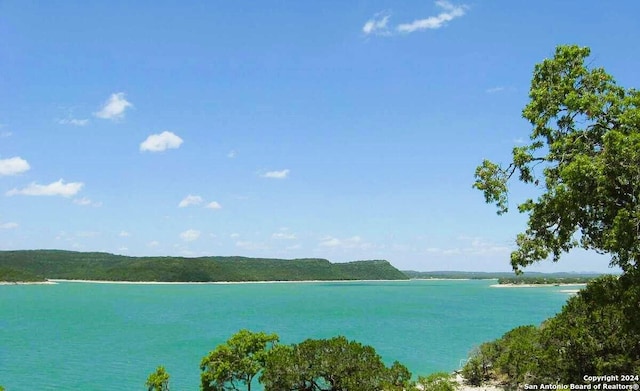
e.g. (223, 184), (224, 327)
(462, 276), (640, 387)
(149, 329), (414, 391)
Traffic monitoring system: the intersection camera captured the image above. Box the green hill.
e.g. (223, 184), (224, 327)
(0, 250), (408, 282)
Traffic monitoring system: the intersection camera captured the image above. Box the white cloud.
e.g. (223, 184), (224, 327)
(119, 231), (131, 237)
(319, 235), (372, 250)
(0, 157), (30, 176)
(486, 86), (505, 94)
(363, 12), (391, 36)
(58, 118), (90, 126)
(148, 240), (160, 247)
(94, 92), (132, 120)
(140, 131), (183, 152)
(230, 233), (240, 239)
(0, 222), (18, 229)
(0, 131), (12, 138)
(261, 169), (290, 179)
(397, 1), (467, 33)
(205, 201), (222, 210)
(6, 179), (83, 197)
(178, 194), (203, 208)
(272, 232), (297, 240)
(73, 197), (102, 207)
(227, 150), (236, 158)
(180, 229), (201, 242)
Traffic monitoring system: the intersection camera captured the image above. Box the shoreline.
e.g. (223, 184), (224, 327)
(47, 278), (412, 285)
(0, 281), (57, 285)
(491, 283), (587, 288)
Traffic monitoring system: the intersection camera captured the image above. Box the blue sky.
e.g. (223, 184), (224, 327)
(1, 1), (638, 272)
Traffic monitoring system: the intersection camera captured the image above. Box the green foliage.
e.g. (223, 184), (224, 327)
(200, 329), (279, 391)
(461, 342), (498, 386)
(403, 270), (603, 281)
(473, 44), (640, 273)
(146, 366), (170, 391)
(0, 250), (408, 282)
(416, 372), (459, 391)
(462, 326), (540, 387)
(497, 276), (595, 285)
(464, 276), (640, 387)
(0, 266), (45, 282)
(536, 275), (640, 383)
(494, 326), (541, 386)
(260, 336), (413, 391)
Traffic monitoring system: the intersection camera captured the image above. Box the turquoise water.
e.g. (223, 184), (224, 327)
(0, 280), (573, 390)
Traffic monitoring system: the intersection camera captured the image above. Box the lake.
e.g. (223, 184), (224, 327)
(0, 280), (574, 390)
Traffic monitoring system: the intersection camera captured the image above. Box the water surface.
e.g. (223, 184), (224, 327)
(0, 280), (572, 390)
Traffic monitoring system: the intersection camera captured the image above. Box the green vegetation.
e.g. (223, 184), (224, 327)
(0, 266), (45, 282)
(496, 276), (594, 285)
(0, 250), (408, 282)
(403, 270), (602, 281)
(462, 275), (640, 385)
(146, 366), (170, 391)
(462, 325), (541, 387)
(200, 330), (278, 391)
(416, 372), (459, 391)
(403, 270), (518, 279)
(149, 329), (416, 391)
(261, 336), (412, 391)
(474, 45), (640, 275)
(536, 273), (640, 382)
(468, 44), (640, 387)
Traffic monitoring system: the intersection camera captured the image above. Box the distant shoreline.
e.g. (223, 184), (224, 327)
(0, 281), (56, 285)
(47, 278), (412, 285)
(410, 278), (473, 281)
(2, 278), (482, 285)
(0, 279), (591, 287)
(491, 283), (587, 288)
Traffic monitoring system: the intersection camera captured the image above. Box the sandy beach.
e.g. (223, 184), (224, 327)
(47, 278), (409, 285)
(0, 281), (57, 285)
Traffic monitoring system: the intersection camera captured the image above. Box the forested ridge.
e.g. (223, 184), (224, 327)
(0, 249), (408, 282)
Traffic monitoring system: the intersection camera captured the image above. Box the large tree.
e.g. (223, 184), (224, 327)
(260, 336), (413, 391)
(200, 329), (279, 391)
(474, 45), (640, 273)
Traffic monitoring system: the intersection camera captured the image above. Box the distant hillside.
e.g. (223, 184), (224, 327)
(402, 270), (606, 280)
(0, 266), (46, 282)
(0, 250), (408, 282)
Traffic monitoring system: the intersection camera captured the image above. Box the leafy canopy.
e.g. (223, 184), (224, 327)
(474, 45), (640, 273)
(200, 329), (279, 391)
(260, 336), (413, 391)
(146, 366), (170, 391)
